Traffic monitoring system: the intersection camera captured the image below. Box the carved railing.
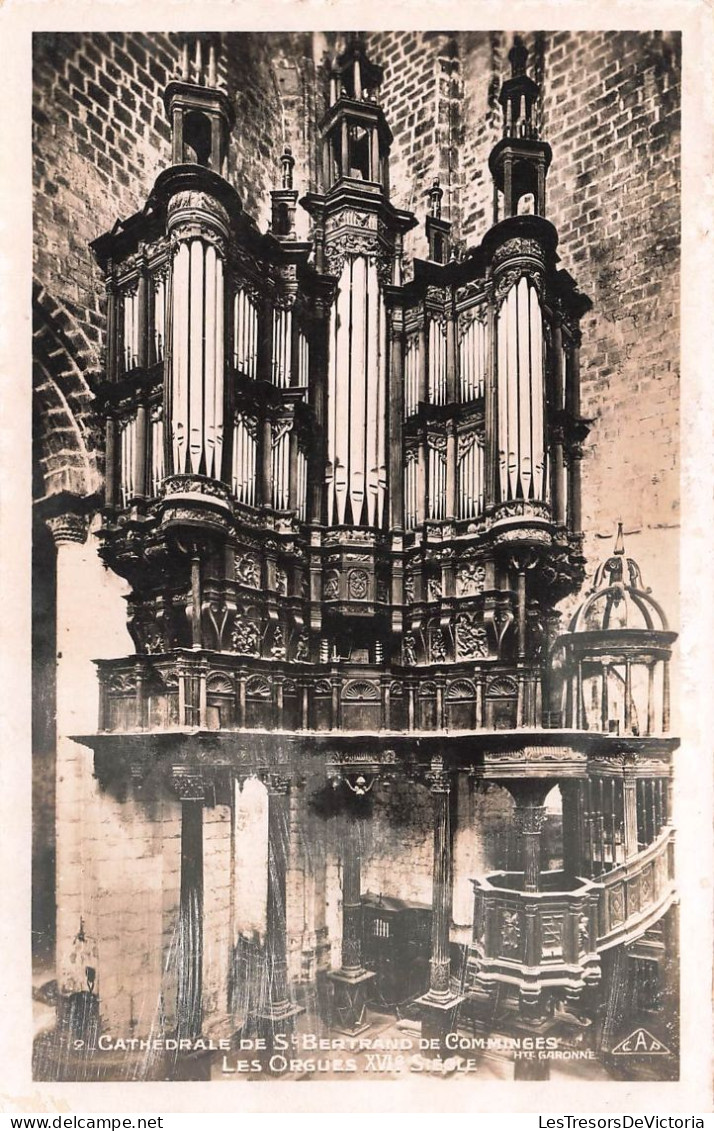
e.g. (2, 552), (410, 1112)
(596, 827), (675, 950)
(468, 831), (676, 998)
(470, 871), (602, 1000)
(95, 651), (539, 735)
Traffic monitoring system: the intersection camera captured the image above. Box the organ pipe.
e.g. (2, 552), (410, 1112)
(497, 276), (546, 502)
(427, 437), (447, 520)
(272, 422), (291, 511)
(272, 308), (292, 388)
(154, 276), (166, 362)
(170, 237), (225, 478)
(296, 448), (308, 522)
(150, 408), (165, 495)
(404, 333), (419, 417)
(326, 254), (386, 527)
(232, 414), (257, 506)
(428, 318), (447, 405)
(458, 432), (485, 519)
(404, 450), (418, 531)
(459, 314), (488, 402)
(120, 415), (137, 506)
(297, 329), (309, 387)
(122, 288), (140, 372)
(234, 289), (259, 378)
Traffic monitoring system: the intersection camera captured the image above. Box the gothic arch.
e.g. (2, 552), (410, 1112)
(32, 283), (102, 501)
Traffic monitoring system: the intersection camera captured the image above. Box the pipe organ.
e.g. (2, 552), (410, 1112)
(81, 33), (680, 1065)
(93, 33), (591, 689)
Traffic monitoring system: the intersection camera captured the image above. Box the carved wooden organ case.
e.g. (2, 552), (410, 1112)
(91, 38), (592, 737)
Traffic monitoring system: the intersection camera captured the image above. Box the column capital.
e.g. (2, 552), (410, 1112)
(262, 771), (290, 796)
(46, 511), (89, 547)
(426, 756), (451, 793)
(171, 767), (206, 802)
(513, 803), (546, 835)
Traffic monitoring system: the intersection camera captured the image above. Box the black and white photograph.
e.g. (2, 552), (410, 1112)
(3, 7), (710, 1114)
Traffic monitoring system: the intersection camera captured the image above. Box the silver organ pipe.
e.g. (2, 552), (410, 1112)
(203, 243), (224, 480)
(350, 255), (367, 521)
(188, 240), (204, 473)
(234, 289), (259, 378)
(271, 307), (292, 388)
(404, 449), (418, 531)
(170, 238), (226, 477)
(457, 431), (485, 519)
(517, 277), (532, 499)
(428, 317), (447, 405)
(559, 341), (568, 410)
(120, 415), (137, 506)
(331, 262), (350, 523)
(122, 288), (140, 372)
(172, 241), (189, 474)
(427, 436), (447, 520)
(297, 329), (309, 387)
(153, 276), (166, 363)
(272, 422), (291, 511)
(326, 255), (385, 527)
(497, 277), (546, 502)
(378, 291), (388, 527)
(150, 407), (165, 496)
(232, 413), (257, 506)
(529, 282), (545, 499)
(459, 313), (487, 402)
(404, 332), (420, 418)
(296, 448), (308, 522)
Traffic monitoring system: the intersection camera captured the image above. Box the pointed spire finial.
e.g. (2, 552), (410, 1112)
(614, 521), (625, 556)
(281, 145), (295, 190)
(428, 178), (443, 219)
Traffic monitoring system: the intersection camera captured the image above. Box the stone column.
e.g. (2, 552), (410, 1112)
(104, 417), (118, 509)
(569, 447), (583, 533)
(509, 782), (551, 894)
(134, 402), (148, 499)
(308, 304), (329, 525)
(622, 758), (640, 860)
(560, 780), (581, 879)
(514, 801), (546, 893)
(662, 660), (671, 731)
(258, 775), (302, 1040)
(661, 901), (680, 1043)
(172, 107), (184, 164)
(47, 510), (99, 1042)
(328, 801), (375, 1034)
(105, 279), (118, 383)
(173, 773), (205, 1042)
(260, 415), (273, 508)
(416, 759), (463, 1046)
